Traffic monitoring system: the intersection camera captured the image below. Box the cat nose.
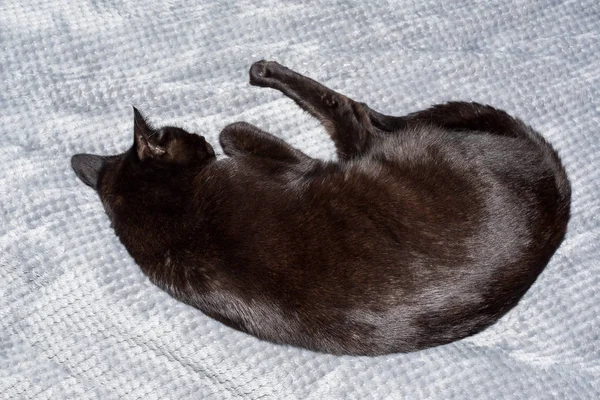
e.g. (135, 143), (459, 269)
(71, 153), (108, 190)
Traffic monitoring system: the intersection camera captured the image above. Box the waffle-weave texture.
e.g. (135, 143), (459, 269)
(1, 0), (599, 398)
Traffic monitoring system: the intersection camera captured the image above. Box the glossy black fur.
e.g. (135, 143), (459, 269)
(71, 61), (571, 355)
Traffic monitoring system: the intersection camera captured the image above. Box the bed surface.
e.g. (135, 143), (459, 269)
(1, 0), (599, 398)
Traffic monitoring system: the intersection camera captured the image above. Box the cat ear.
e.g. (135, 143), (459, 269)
(133, 107), (166, 161)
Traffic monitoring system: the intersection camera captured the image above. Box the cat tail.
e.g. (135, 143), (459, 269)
(406, 101), (572, 209)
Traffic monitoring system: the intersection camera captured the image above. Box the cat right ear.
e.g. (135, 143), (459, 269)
(133, 107), (166, 161)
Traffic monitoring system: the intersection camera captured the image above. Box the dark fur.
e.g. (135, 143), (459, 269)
(71, 61), (570, 355)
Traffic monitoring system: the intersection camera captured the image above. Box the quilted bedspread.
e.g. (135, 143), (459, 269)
(1, 0), (599, 398)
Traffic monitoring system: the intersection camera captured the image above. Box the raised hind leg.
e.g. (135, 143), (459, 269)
(249, 60), (380, 160)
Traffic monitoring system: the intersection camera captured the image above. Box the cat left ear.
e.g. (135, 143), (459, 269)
(133, 106), (166, 161)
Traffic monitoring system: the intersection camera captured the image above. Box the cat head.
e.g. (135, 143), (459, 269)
(71, 107), (216, 191)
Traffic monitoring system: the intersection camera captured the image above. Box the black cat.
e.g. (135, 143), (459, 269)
(71, 61), (570, 355)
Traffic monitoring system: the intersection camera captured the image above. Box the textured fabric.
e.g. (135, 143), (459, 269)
(1, 0), (599, 398)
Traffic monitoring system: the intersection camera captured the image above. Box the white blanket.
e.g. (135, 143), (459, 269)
(1, 0), (599, 398)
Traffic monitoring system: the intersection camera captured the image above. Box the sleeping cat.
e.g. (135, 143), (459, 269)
(71, 61), (570, 355)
